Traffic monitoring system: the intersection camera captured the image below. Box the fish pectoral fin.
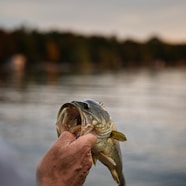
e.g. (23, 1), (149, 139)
(110, 131), (127, 141)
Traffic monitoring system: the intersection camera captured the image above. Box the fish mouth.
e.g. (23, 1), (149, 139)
(57, 103), (83, 137)
(57, 101), (112, 138)
(57, 102), (94, 137)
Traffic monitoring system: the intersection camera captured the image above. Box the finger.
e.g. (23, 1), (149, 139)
(82, 151), (93, 167)
(75, 156), (92, 186)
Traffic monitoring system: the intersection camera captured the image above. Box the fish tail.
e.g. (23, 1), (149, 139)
(119, 173), (126, 186)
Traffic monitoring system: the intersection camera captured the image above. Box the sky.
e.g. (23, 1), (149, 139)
(0, 0), (186, 43)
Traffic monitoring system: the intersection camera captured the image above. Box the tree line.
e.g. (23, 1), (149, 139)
(0, 27), (186, 74)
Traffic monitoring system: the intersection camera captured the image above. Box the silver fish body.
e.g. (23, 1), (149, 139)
(56, 100), (127, 186)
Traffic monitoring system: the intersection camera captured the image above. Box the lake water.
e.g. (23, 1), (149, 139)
(0, 69), (186, 186)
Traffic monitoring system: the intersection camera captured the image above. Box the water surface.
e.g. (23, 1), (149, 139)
(0, 69), (186, 186)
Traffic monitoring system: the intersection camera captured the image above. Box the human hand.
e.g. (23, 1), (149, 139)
(36, 131), (97, 186)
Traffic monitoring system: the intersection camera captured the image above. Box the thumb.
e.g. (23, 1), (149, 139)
(58, 131), (76, 145)
(71, 133), (97, 150)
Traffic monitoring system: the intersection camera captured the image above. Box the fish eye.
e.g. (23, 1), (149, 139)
(83, 103), (89, 109)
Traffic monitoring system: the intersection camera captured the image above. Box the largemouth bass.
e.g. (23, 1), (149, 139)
(56, 100), (127, 186)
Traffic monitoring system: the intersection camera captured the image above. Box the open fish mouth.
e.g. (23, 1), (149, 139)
(57, 103), (93, 137)
(57, 103), (83, 137)
(57, 101), (114, 138)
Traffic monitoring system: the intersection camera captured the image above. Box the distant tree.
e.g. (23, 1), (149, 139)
(119, 39), (143, 67)
(0, 27), (186, 74)
(45, 40), (60, 62)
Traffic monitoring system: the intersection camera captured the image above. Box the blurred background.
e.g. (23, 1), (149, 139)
(0, 0), (186, 186)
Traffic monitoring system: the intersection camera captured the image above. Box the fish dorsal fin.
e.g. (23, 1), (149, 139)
(99, 101), (105, 109)
(110, 130), (127, 141)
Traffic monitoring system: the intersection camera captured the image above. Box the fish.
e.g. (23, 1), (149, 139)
(56, 100), (127, 186)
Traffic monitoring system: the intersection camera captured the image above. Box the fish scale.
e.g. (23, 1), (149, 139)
(56, 99), (127, 186)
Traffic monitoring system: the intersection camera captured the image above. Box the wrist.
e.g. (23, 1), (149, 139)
(36, 166), (66, 186)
